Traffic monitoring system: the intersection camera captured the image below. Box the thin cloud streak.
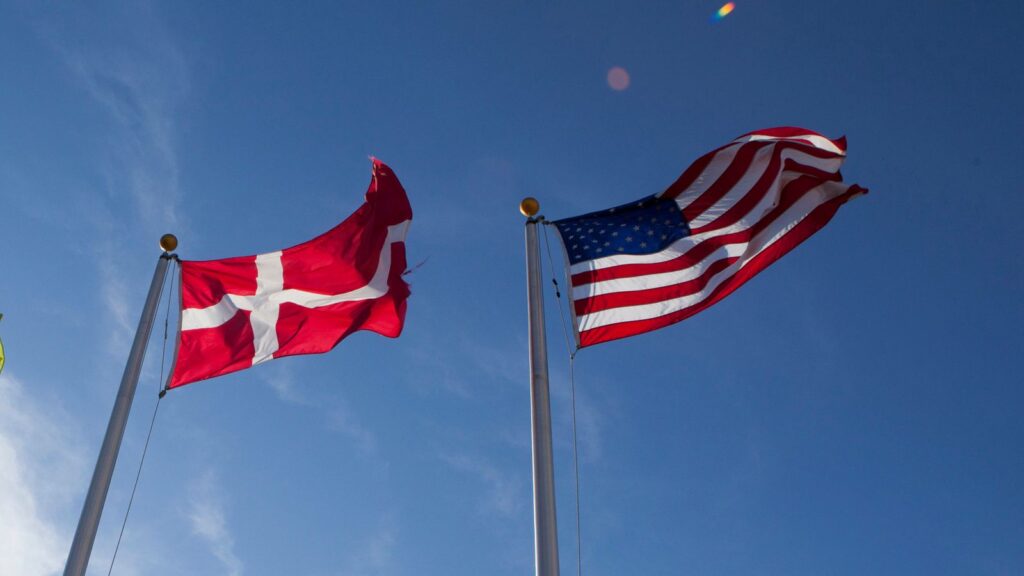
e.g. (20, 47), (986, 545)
(441, 453), (525, 517)
(49, 3), (189, 232)
(261, 363), (309, 406)
(35, 4), (190, 353)
(327, 398), (379, 454)
(186, 470), (243, 576)
(0, 373), (86, 576)
(337, 514), (398, 576)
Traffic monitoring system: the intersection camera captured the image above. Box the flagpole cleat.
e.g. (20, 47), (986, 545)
(159, 234), (178, 253)
(520, 197), (540, 218)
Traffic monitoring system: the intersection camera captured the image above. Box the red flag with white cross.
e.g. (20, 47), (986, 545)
(168, 159), (412, 389)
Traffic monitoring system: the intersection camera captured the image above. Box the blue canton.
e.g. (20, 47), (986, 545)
(553, 195), (691, 265)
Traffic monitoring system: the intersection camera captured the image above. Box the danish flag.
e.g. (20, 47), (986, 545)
(168, 159), (412, 389)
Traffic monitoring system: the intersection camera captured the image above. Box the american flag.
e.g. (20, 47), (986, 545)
(552, 127), (866, 347)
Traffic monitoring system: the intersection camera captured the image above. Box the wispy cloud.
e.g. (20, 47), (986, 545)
(32, 4), (190, 353)
(260, 362), (309, 406)
(338, 514), (398, 576)
(549, 376), (607, 465)
(97, 255), (136, 354)
(441, 453), (524, 517)
(0, 373), (87, 576)
(186, 470), (243, 576)
(326, 398), (378, 454)
(49, 3), (189, 232)
(406, 335), (525, 398)
(261, 363), (381, 455)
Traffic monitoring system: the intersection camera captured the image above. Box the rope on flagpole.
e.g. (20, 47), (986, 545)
(105, 258), (177, 576)
(157, 257), (176, 395)
(542, 223), (584, 576)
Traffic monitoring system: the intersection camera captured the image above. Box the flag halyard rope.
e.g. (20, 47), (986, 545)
(542, 223), (584, 576)
(106, 258), (176, 576)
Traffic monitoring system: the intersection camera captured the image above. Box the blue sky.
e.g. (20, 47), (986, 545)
(1, 1), (1022, 575)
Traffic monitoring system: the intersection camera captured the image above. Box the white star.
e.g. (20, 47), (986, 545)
(640, 242), (647, 248)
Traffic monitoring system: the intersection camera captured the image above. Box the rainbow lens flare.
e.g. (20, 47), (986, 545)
(713, 2), (735, 20)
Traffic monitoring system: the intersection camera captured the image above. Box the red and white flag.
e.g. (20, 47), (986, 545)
(169, 159), (412, 388)
(552, 127), (866, 347)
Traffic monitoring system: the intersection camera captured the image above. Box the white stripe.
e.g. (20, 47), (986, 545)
(735, 133), (844, 155)
(668, 142), (743, 212)
(572, 242), (747, 300)
(265, 220), (409, 308)
(686, 146), (843, 229)
(575, 181), (849, 331)
(250, 252), (283, 365)
(181, 296), (243, 329)
(670, 137), (841, 215)
(181, 220), (411, 333)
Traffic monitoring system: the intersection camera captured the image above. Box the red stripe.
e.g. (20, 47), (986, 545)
(659, 143), (735, 200)
(681, 141), (769, 222)
(571, 175), (827, 288)
(688, 143), (791, 236)
(688, 144), (843, 236)
(679, 140), (842, 225)
(575, 256), (736, 316)
(577, 185), (866, 347)
(661, 132), (844, 204)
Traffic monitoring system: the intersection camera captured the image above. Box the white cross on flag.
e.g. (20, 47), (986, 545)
(168, 159), (412, 389)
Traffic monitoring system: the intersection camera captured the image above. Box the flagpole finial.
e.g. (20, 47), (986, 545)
(159, 234), (178, 253)
(520, 197), (540, 217)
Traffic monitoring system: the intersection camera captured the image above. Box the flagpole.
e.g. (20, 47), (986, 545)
(522, 198), (561, 576)
(64, 234), (178, 576)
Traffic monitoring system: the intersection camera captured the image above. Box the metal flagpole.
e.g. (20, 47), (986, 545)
(522, 198), (561, 576)
(63, 234), (178, 576)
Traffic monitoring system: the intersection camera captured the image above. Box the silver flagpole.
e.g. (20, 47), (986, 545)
(64, 234), (178, 576)
(522, 198), (561, 576)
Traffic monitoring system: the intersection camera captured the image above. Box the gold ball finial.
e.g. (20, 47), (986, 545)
(159, 233), (178, 253)
(520, 197), (540, 217)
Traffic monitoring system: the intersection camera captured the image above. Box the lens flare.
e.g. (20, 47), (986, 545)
(713, 2), (735, 20)
(607, 67), (630, 91)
